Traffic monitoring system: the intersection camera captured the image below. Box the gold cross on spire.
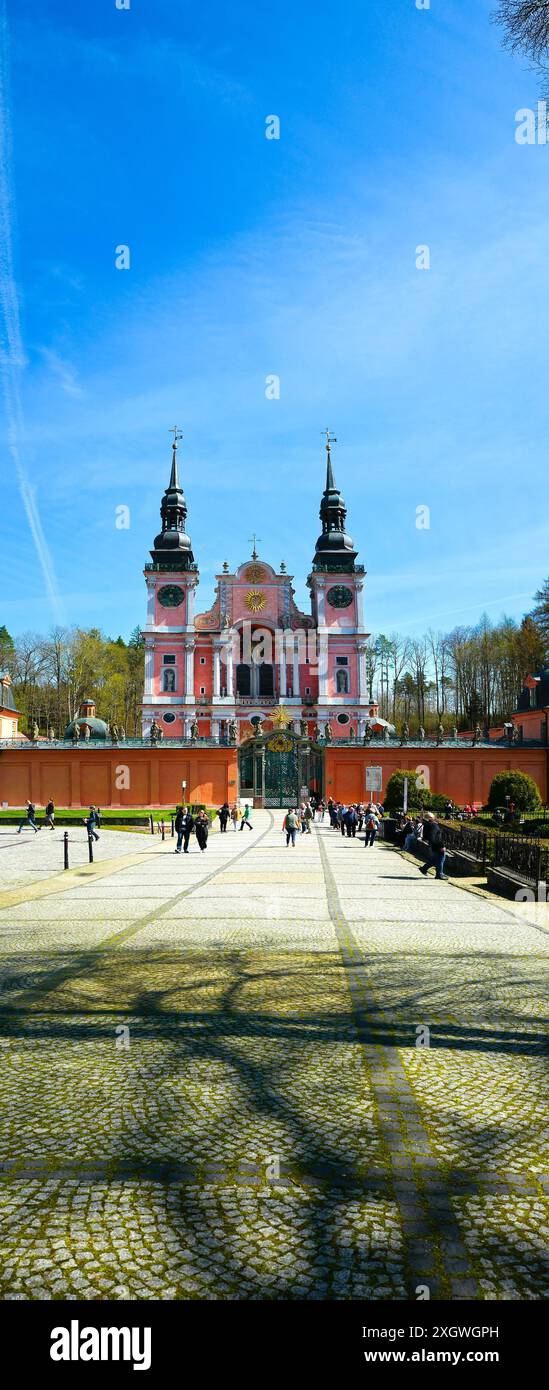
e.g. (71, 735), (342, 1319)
(170, 425), (183, 449)
(249, 533), (261, 560)
(321, 427), (337, 458)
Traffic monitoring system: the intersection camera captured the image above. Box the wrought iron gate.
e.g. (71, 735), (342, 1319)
(264, 735), (300, 808)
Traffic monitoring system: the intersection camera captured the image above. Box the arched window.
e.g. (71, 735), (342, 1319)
(336, 668), (349, 694)
(163, 668), (176, 693)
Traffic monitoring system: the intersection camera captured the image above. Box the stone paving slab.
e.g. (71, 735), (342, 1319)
(0, 811), (547, 1301)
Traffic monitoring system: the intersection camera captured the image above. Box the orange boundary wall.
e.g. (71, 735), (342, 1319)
(0, 743), (547, 809)
(324, 745), (548, 806)
(0, 746), (238, 809)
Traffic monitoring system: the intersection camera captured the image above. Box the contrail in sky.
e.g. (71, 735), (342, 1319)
(0, 0), (64, 622)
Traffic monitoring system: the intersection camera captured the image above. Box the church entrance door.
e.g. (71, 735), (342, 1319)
(264, 734), (300, 808)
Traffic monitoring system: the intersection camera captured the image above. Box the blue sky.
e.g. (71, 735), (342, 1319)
(1, 0), (548, 641)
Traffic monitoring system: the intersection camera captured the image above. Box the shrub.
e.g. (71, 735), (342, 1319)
(384, 770), (431, 812)
(487, 770), (542, 813)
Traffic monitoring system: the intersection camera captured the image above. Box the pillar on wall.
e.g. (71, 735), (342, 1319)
(150, 759), (160, 805)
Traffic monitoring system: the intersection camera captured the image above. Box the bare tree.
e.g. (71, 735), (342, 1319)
(493, 1), (549, 64)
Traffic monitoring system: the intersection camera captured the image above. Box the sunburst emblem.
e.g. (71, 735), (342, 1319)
(245, 589), (266, 613)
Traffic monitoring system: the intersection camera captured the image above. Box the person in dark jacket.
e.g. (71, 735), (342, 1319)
(181, 808), (195, 853)
(17, 801), (39, 833)
(85, 806), (100, 841)
(174, 805), (186, 853)
(218, 802), (230, 832)
(419, 813), (447, 880)
(344, 806), (358, 838)
(44, 799), (55, 829)
(195, 810), (209, 852)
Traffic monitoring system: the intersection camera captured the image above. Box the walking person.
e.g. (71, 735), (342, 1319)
(218, 802), (230, 832)
(283, 808), (298, 847)
(195, 810), (209, 852)
(365, 807), (380, 847)
(230, 804), (238, 831)
(304, 802), (313, 834)
(174, 804), (186, 853)
(17, 800), (40, 834)
(181, 807), (195, 853)
(44, 798), (55, 829)
(239, 803), (253, 831)
(419, 812), (448, 880)
(85, 806), (100, 842)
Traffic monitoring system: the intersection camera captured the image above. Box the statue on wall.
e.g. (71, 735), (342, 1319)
(452, 725), (459, 742)
(349, 727), (355, 741)
(473, 722), (482, 745)
(228, 718), (238, 743)
(71, 720), (79, 744)
(511, 724), (520, 744)
(150, 719), (162, 744)
(110, 723), (119, 743)
(300, 718), (307, 737)
(31, 721), (39, 742)
(313, 723), (321, 742)
(437, 722), (445, 744)
(363, 724), (373, 744)
(418, 726), (426, 742)
(83, 723), (91, 742)
(48, 725), (55, 742)
(190, 719), (199, 741)
(383, 726), (390, 743)
(324, 721), (332, 743)
(400, 722), (409, 745)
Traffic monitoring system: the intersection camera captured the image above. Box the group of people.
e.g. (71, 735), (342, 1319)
(16, 800), (101, 839)
(279, 797), (384, 847)
(16, 799), (55, 833)
(326, 798), (385, 846)
(173, 806), (211, 853)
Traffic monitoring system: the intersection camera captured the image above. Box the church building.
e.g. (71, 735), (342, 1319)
(142, 431), (385, 754)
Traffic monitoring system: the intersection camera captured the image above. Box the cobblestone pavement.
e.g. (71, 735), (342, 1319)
(0, 814), (547, 1301)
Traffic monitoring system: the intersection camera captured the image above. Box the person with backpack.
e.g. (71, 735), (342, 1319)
(419, 812), (448, 880)
(85, 806), (100, 842)
(218, 802), (230, 832)
(283, 808), (299, 847)
(17, 801), (40, 834)
(364, 807), (380, 847)
(239, 803), (253, 831)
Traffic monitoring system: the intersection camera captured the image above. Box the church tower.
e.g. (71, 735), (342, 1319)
(307, 431), (371, 731)
(142, 430), (199, 738)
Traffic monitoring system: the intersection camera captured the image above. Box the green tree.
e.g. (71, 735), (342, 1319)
(384, 770), (430, 813)
(0, 624), (15, 674)
(530, 577), (549, 658)
(487, 770), (542, 812)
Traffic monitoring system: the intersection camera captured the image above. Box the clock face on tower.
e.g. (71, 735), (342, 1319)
(326, 584), (353, 609)
(158, 584), (185, 608)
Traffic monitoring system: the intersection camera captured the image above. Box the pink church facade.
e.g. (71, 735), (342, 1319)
(142, 434), (387, 743)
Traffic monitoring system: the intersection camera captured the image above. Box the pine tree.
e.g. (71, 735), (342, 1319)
(530, 577), (549, 658)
